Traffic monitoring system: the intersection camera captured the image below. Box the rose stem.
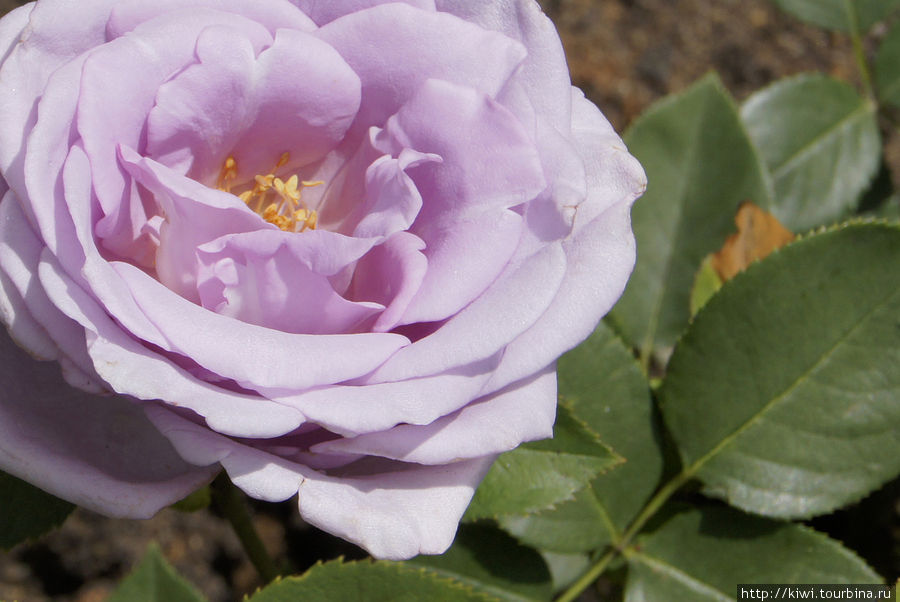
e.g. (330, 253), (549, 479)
(211, 472), (282, 584)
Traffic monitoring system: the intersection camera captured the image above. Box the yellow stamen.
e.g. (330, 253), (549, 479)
(216, 154), (320, 233)
(217, 156), (238, 192)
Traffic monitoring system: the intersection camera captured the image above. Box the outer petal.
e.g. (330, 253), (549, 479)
(0, 328), (217, 518)
(372, 79), (546, 323)
(291, 0), (435, 25)
(486, 201), (638, 394)
(0, 3), (32, 65)
(264, 353), (501, 436)
(483, 89), (646, 394)
(367, 240), (566, 383)
(37, 251), (308, 439)
(310, 367), (556, 464)
(112, 262), (408, 391)
(435, 0), (572, 132)
(0, 261), (57, 362)
(146, 405), (495, 559)
(315, 3), (527, 137)
(0, 191), (99, 383)
(106, 0), (316, 38)
(0, 0), (118, 201)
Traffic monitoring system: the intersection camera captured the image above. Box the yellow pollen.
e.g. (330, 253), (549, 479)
(217, 154), (322, 233)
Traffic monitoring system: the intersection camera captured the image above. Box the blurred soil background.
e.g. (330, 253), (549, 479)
(0, 0), (896, 601)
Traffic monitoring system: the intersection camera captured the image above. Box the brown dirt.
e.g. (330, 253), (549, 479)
(0, 1), (890, 601)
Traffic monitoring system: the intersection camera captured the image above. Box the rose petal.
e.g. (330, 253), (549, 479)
(0, 0), (116, 203)
(0, 328), (217, 518)
(311, 367), (556, 463)
(36, 251), (309, 439)
(435, 0), (572, 132)
(292, 0), (435, 25)
(76, 9), (274, 261)
(316, 3), (527, 138)
(372, 79), (547, 322)
(485, 200), (639, 394)
(0, 266), (58, 362)
(351, 150), (437, 239)
(147, 27), (361, 181)
(263, 352), (501, 436)
(570, 87), (648, 227)
(111, 260), (408, 391)
(196, 230), (383, 334)
(367, 240), (567, 382)
(0, 191), (97, 379)
(118, 145), (268, 301)
(146, 404), (495, 559)
(106, 0), (316, 38)
(350, 231), (427, 333)
(0, 4), (32, 65)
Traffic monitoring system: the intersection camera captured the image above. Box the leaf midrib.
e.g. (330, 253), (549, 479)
(770, 101), (873, 180)
(638, 89), (712, 362)
(626, 549), (732, 601)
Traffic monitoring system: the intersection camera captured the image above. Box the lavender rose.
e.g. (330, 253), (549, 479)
(0, 0), (644, 559)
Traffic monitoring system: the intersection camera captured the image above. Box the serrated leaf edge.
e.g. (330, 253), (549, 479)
(246, 557), (503, 602)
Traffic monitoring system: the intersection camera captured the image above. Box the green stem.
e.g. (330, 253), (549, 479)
(555, 470), (693, 601)
(844, 0), (875, 99)
(555, 548), (618, 602)
(211, 472), (281, 584)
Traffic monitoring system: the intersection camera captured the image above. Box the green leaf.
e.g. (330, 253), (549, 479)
(611, 73), (774, 366)
(539, 552), (591, 594)
(864, 194), (900, 220)
(624, 505), (881, 602)
(690, 256), (724, 317)
(500, 323), (662, 553)
(741, 74), (880, 230)
(465, 405), (621, 521)
(876, 21), (900, 107)
(499, 488), (613, 554)
(771, 0), (900, 31)
(0, 470), (73, 549)
(107, 543), (205, 602)
(409, 524), (552, 602)
(249, 559), (498, 602)
(661, 223), (900, 519)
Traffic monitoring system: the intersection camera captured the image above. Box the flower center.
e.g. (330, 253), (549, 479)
(216, 153), (323, 232)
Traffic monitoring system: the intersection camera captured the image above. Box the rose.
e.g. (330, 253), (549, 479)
(0, 0), (644, 559)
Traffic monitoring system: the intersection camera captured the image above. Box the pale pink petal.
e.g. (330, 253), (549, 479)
(146, 405), (495, 559)
(106, 0), (316, 38)
(316, 4), (527, 137)
(0, 329), (217, 518)
(196, 230), (382, 334)
(486, 200), (639, 394)
(349, 231), (427, 333)
(367, 240), (567, 383)
(0, 0), (116, 202)
(264, 353), (501, 436)
(36, 252), (308, 439)
(292, 0), (435, 25)
(118, 145), (267, 302)
(111, 261), (407, 391)
(435, 0), (572, 132)
(147, 27), (360, 182)
(76, 9), (273, 262)
(312, 367), (556, 463)
(0, 191), (97, 380)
